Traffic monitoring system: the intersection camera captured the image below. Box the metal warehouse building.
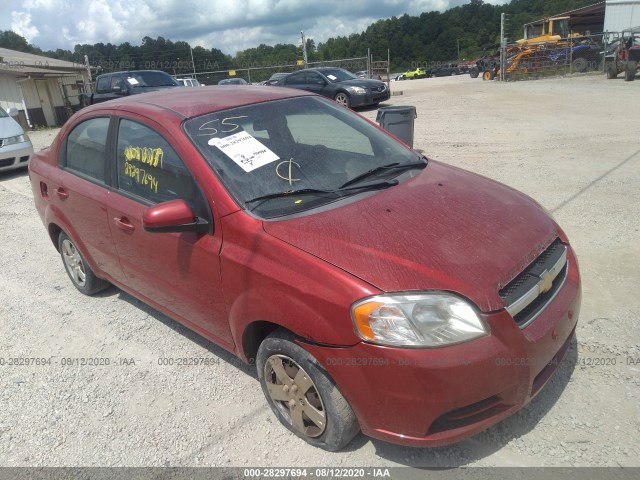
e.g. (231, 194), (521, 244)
(604, 0), (640, 31)
(0, 48), (89, 129)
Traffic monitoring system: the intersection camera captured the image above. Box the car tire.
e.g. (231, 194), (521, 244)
(571, 57), (588, 73)
(334, 92), (350, 107)
(469, 68), (479, 79)
(58, 232), (110, 295)
(624, 61), (636, 81)
(256, 330), (360, 452)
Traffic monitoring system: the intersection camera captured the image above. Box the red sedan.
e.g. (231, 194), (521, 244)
(29, 86), (580, 451)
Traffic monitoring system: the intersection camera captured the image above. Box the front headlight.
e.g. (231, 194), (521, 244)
(347, 86), (366, 95)
(2, 134), (27, 146)
(351, 293), (488, 348)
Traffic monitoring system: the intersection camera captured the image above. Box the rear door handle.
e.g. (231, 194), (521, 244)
(55, 187), (69, 200)
(113, 217), (135, 232)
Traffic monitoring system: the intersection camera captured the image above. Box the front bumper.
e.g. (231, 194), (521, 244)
(0, 140), (33, 171)
(350, 89), (391, 107)
(302, 247), (581, 447)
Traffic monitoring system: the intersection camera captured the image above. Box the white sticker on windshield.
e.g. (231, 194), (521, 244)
(127, 77), (139, 85)
(327, 74), (337, 81)
(208, 132), (280, 172)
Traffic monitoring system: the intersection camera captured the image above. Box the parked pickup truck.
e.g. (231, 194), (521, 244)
(80, 70), (180, 106)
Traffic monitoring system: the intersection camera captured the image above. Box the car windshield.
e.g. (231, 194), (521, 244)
(126, 72), (179, 88)
(320, 68), (357, 82)
(184, 96), (425, 219)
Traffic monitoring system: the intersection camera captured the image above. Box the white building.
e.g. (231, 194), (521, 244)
(0, 48), (89, 129)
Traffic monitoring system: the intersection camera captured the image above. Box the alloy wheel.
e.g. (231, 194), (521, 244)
(263, 354), (326, 437)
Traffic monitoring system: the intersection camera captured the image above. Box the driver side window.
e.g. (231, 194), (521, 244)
(116, 119), (197, 204)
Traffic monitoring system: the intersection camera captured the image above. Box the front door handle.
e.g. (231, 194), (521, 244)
(55, 187), (69, 200)
(113, 217), (135, 232)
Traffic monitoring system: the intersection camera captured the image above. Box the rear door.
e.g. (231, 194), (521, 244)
(52, 116), (125, 282)
(106, 116), (232, 347)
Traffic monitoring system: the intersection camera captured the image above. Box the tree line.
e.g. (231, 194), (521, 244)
(0, 0), (598, 80)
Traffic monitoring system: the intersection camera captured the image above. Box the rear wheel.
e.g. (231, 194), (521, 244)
(334, 92), (350, 107)
(469, 68), (479, 79)
(58, 232), (110, 295)
(257, 330), (359, 451)
(625, 61), (636, 81)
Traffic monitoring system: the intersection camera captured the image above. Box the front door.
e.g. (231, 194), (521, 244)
(107, 117), (232, 348)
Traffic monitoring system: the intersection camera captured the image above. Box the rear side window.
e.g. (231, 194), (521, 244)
(63, 117), (110, 181)
(116, 119), (197, 204)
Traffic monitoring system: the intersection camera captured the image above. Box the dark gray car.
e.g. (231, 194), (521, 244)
(274, 68), (389, 108)
(88, 70), (180, 105)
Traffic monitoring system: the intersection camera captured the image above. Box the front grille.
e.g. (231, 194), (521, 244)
(0, 157), (16, 167)
(371, 85), (387, 93)
(19, 156), (30, 163)
(500, 238), (568, 328)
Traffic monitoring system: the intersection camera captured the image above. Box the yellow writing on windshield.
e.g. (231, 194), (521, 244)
(124, 146), (164, 168)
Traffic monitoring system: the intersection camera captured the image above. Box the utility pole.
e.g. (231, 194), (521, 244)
(457, 39), (460, 60)
(500, 13), (510, 81)
(190, 47), (196, 77)
(301, 31), (308, 67)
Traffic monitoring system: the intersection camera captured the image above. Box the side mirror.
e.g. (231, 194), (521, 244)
(7, 107), (19, 117)
(112, 85), (125, 94)
(142, 199), (208, 233)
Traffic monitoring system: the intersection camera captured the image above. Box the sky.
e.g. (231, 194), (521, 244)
(1, 0), (507, 55)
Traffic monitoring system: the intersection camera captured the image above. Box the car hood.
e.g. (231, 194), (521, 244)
(337, 78), (387, 89)
(262, 161), (558, 312)
(0, 116), (25, 139)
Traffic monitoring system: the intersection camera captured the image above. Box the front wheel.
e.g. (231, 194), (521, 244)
(572, 57), (588, 73)
(469, 68), (479, 79)
(257, 330), (360, 451)
(334, 92), (350, 107)
(606, 62), (618, 79)
(58, 232), (110, 295)
(482, 69), (496, 81)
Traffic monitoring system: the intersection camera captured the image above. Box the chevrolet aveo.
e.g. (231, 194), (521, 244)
(29, 87), (580, 451)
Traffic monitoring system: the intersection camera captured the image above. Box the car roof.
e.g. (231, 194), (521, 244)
(81, 86), (314, 119)
(96, 70), (170, 77)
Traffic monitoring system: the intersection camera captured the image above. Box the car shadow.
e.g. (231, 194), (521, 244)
(96, 285), (256, 377)
(0, 166), (29, 181)
(364, 335), (579, 465)
(93, 284), (578, 463)
(355, 102), (392, 114)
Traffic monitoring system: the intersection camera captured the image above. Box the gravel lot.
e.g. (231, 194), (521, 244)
(1, 74), (639, 468)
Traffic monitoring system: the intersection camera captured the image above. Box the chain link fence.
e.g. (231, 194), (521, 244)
(188, 56), (370, 85)
(470, 33), (607, 81)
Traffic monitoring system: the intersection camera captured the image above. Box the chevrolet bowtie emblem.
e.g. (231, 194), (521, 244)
(538, 269), (555, 294)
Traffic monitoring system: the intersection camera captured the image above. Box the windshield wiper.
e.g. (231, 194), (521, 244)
(245, 179), (398, 207)
(339, 160), (427, 188)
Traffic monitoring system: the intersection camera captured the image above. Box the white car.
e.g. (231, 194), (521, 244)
(176, 78), (202, 87)
(0, 107), (33, 172)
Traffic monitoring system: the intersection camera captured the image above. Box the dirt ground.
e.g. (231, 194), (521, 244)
(1, 73), (639, 468)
